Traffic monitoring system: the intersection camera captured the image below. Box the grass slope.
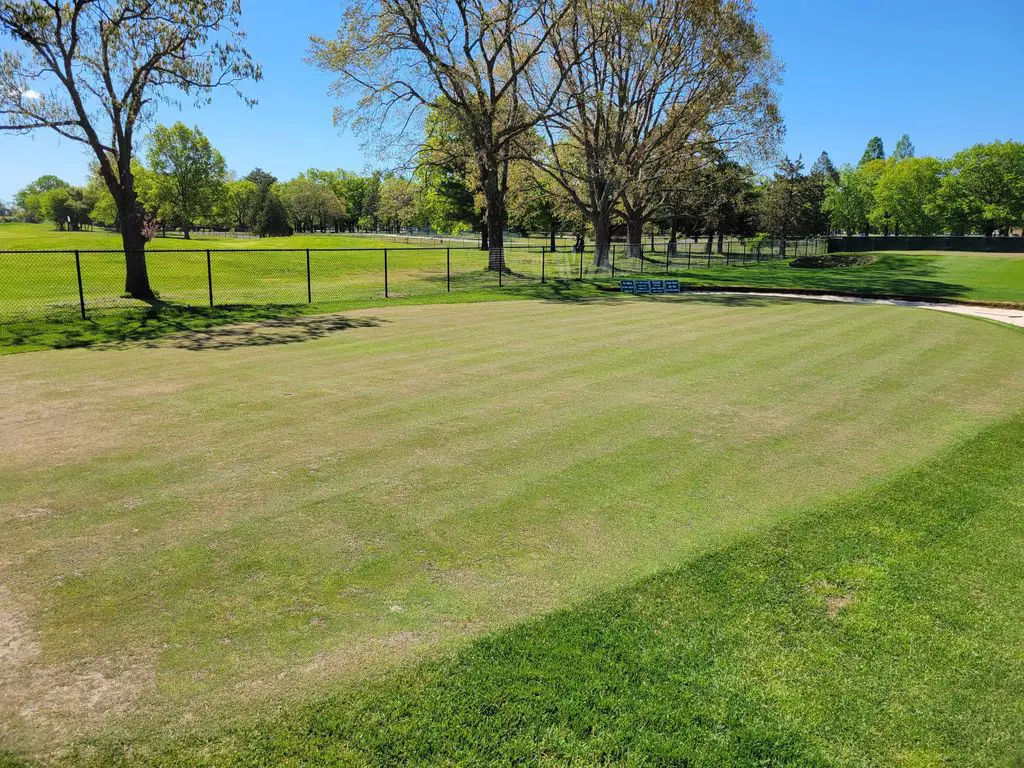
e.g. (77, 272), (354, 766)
(83, 408), (1024, 768)
(2, 298), (1023, 763)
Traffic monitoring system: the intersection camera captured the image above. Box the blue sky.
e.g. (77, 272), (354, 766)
(2, 0), (1022, 200)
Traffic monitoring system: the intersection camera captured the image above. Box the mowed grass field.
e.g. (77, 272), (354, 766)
(3, 223), (1024, 333)
(0, 223), (509, 314)
(1, 296), (1023, 765)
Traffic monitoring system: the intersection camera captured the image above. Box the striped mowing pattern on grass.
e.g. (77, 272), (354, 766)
(1, 297), (1022, 761)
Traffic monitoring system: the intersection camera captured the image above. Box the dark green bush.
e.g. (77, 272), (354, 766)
(790, 252), (876, 269)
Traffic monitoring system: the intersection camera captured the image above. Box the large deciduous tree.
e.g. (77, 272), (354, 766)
(931, 141), (1024, 236)
(310, 0), (573, 270)
(278, 175), (345, 233)
(823, 161), (883, 236)
(147, 122), (227, 239)
(377, 175), (422, 232)
(14, 173), (68, 220)
(0, 0), (260, 299)
(536, 0), (781, 269)
(871, 156), (942, 236)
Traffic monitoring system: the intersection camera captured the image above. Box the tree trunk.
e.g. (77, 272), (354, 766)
(592, 209), (612, 270)
(705, 230), (714, 254)
(182, 224), (191, 240)
(481, 166), (505, 271)
(626, 209), (643, 260)
(717, 231), (725, 254)
(549, 222), (556, 252)
(119, 202), (155, 300)
(668, 219), (678, 258)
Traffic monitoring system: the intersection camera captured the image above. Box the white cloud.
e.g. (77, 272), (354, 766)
(21, 89), (41, 100)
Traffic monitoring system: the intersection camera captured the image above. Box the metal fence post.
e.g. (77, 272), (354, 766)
(446, 247), (451, 292)
(639, 246), (644, 274)
(74, 250), (86, 319)
(498, 254), (503, 287)
(384, 248), (389, 298)
(687, 243), (691, 270)
(579, 247), (584, 280)
(306, 249), (312, 303)
(665, 248), (670, 274)
(541, 246), (546, 284)
(206, 249), (213, 307)
(611, 245), (616, 277)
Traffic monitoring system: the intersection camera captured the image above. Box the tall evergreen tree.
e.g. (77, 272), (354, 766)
(244, 169), (277, 190)
(256, 191), (291, 237)
(759, 156), (813, 255)
(860, 137), (886, 166)
(892, 134), (915, 162)
(809, 151), (840, 184)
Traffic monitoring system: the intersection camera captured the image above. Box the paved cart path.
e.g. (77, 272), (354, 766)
(686, 291), (1024, 329)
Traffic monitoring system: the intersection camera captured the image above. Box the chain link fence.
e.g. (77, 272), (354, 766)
(0, 238), (826, 321)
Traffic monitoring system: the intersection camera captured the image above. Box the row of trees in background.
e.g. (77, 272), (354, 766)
(826, 136), (1024, 237)
(9, 122), (430, 239)
(12, 127), (1024, 254)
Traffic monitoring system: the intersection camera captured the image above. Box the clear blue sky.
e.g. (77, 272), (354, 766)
(2, 0), (1022, 200)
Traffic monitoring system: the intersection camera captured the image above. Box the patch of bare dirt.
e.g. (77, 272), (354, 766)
(804, 580), (855, 619)
(0, 587), (156, 754)
(824, 594), (854, 618)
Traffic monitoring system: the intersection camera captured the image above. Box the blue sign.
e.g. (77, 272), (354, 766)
(620, 280), (681, 295)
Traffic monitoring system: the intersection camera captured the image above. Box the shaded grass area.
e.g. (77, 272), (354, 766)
(671, 251), (1024, 306)
(0, 282), (605, 354)
(72, 409), (1024, 767)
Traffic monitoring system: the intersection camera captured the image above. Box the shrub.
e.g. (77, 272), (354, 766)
(790, 252), (876, 269)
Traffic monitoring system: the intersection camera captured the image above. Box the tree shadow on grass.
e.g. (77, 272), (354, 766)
(0, 304), (384, 354)
(673, 255), (974, 302)
(148, 313), (386, 351)
(525, 279), (628, 304)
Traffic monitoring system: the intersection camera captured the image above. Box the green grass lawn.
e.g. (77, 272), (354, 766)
(80, 408), (1024, 768)
(3, 220), (1024, 356)
(1, 297), (1023, 765)
(0, 222), (508, 317)
(675, 250), (1024, 306)
(4, 224), (1024, 331)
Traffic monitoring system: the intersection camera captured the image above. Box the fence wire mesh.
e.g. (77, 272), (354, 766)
(0, 238), (827, 322)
